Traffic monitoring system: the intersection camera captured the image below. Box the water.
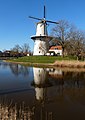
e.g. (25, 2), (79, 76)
(0, 61), (85, 120)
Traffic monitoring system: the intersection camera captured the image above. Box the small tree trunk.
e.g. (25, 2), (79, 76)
(62, 47), (64, 57)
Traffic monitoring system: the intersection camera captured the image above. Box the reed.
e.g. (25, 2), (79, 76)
(54, 60), (85, 68)
(0, 102), (34, 120)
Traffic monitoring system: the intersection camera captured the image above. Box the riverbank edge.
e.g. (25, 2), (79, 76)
(5, 60), (85, 69)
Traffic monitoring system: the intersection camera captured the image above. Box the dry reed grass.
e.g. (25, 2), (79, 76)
(53, 60), (85, 68)
(0, 103), (34, 120)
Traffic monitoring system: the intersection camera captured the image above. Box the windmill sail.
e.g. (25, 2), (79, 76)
(44, 5), (46, 19)
(29, 5), (59, 24)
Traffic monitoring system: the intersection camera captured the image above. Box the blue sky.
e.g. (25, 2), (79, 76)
(0, 0), (85, 51)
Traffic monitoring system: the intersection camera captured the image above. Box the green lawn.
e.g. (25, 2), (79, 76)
(10, 56), (77, 63)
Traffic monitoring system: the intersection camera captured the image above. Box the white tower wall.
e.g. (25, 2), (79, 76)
(33, 39), (48, 55)
(31, 22), (49, 56)
(36, 22), (47, 36)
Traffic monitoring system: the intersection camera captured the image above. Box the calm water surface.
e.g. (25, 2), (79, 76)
(0, 61), (85, 120)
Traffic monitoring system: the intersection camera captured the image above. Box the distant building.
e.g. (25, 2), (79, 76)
(3, 50), (11, 57)
(0, 51), (2, 56)
(47, 45), (62, 56)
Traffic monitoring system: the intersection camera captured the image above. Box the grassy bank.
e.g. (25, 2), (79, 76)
(8, 56), (77, 63)
(5, 56), (85, 68)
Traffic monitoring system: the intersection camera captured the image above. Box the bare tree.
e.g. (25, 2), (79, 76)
(66, 26), (85, 60)
(10, 43), (30, 57)
(51, 20), (85, 59)
(10, 44), (22, 57)
(12, 44), (22, 53)
(51, 20), (70, 57)
(21, 43), (30, 55)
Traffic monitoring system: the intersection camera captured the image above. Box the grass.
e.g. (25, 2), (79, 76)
(9, 56), (77, 63)
(6, 56), (85, 68)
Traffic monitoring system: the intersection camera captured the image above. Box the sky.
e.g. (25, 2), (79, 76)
(0, 0), (85, 51)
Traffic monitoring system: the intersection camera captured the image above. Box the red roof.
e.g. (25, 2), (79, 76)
(49, 46), (62, 50)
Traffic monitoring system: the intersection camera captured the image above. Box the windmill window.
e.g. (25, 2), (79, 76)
(39, 51), (40, 53)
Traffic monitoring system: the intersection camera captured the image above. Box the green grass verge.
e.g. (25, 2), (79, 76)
(9, 56), (77, 64)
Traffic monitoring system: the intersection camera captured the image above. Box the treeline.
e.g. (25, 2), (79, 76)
(0, 43), (32, 57)
(50, 20), (85, 60)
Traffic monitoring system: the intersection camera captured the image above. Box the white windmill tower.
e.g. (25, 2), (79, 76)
(29, 6), (59, 55)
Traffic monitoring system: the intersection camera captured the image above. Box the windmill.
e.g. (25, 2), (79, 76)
(29, 5), (59, 55)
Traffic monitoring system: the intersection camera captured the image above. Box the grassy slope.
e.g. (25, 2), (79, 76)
(9, 56), (77, 63)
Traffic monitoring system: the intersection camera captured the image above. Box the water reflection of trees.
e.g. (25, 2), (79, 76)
(32, 67), (85, 103)
(9, 64), (29, 76)
(32, 67), (85, 89)
(0, 61), (30, 76)
(48, 69), (85, 88)
(0, 61), (9, 69)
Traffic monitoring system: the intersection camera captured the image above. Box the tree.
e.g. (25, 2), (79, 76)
(51, 20), (70, 57)
(51, 20), (85, 59)
(12, 44), (22, 53)
(10, 44), (22, 57)
(21, 43), (30, 55)
(10, 43), (30, 57)
(66, 26), (85, 60)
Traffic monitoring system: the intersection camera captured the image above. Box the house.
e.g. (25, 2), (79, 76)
(0, 51), (2, 57)
(3, 50), (11, 57)
(48, 45), (62, 56)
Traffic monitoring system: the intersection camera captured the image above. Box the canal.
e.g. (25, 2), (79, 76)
(0, 61), (85, 120)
